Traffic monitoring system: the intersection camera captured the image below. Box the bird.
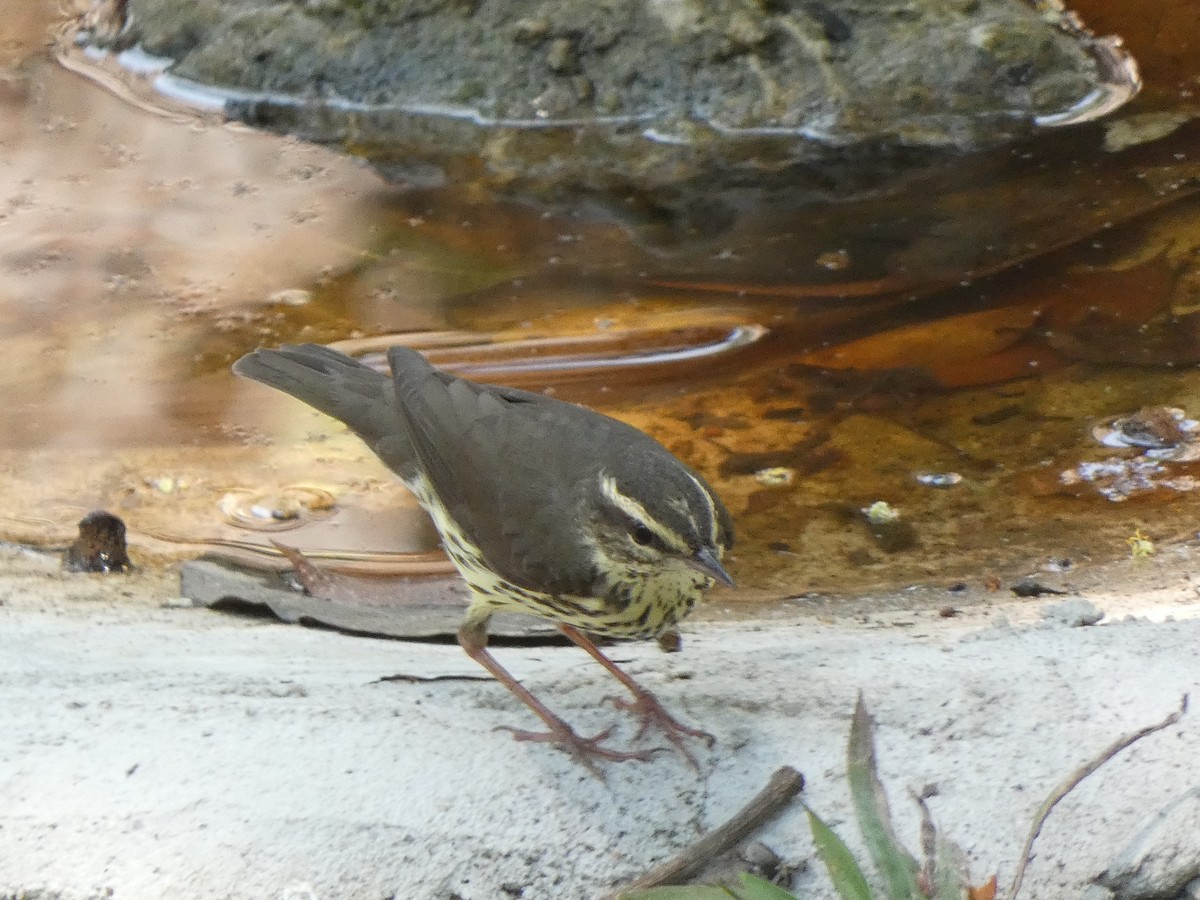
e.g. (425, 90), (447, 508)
(233, 343), (734, 771)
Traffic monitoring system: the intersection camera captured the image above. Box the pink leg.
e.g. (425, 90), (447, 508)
(558, 623), (715, 770)
(458, 623), (656, 777)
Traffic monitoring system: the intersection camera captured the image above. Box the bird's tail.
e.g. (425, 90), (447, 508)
(232, 343), (399, 446)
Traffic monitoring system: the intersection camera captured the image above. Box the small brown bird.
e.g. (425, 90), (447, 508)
(233, 343), (734, 770)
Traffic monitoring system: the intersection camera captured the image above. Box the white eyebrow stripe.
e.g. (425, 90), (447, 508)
(684, 470), (719, 546)
(599, 474), (690, 553)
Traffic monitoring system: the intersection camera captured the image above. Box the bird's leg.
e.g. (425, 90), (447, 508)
(557, 623), (715, 770)
(456, 618), (656, 776)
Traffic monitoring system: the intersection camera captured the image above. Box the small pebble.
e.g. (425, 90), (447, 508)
(755, 466), (794, 486)
(547, 37), (577, 74)
(657, 630), (682, 653)
(916, 471), (962, 488)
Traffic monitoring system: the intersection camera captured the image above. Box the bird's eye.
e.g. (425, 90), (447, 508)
(631, 524), (655, 546)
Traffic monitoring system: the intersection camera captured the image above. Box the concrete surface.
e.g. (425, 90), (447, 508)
(2, 544), (1200, 899)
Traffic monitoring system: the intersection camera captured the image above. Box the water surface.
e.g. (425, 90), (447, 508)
(3, 0), (1200, 607)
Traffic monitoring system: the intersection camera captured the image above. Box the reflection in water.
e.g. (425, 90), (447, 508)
(342, 321), (768, 391)
(3, 1), (1200, 605)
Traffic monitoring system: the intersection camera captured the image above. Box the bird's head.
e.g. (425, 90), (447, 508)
(585, 461), (734, 590)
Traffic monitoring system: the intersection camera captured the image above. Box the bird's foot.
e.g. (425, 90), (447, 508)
(608, 691), (714, 770)
(498, 722), (659, 777)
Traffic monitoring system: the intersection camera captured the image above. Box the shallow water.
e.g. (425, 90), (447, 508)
(3, 0), (1200, 605)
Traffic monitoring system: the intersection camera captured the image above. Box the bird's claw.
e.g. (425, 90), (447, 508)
(497, 722), (660, 776)
(606, 692), (715, 770)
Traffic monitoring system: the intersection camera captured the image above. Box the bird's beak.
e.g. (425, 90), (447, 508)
(688, 546), (735, 587)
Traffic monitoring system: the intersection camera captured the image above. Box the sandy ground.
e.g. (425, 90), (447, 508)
(3, 543), (1200, 900)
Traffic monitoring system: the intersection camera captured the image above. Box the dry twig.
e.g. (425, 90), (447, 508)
(1006, 694), (1188, 900)
(613, 765), (805, 897)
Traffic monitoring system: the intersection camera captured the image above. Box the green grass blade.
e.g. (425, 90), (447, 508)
(932, 833), (970, 900)
(617, 886), (737, 900)
(846, 694), (922, 899)
(806, 805), (874, 900)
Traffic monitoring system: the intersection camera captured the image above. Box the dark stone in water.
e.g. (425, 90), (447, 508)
(64, 510), (132, 574)
(82, 0), (1137, 240)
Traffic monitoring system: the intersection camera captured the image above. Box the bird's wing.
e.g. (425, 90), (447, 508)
(387, 347), (605, 597)
(234, 344), (421, 480)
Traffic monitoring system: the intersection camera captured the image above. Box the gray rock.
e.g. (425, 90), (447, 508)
(180, 557), (552, 640)
(1042, 598), (1105, 628)
(78, 0), (1138, 222)
(1095, 787), (1200, 899)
